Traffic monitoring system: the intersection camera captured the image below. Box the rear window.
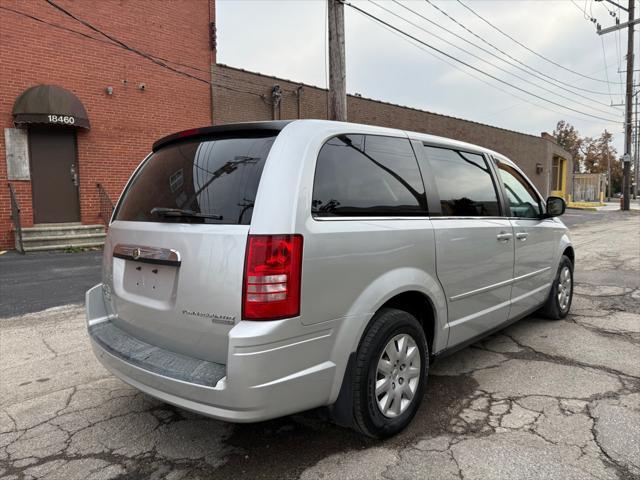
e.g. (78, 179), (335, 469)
(114, 134), (276, 224)
(312, 135), (427, 217)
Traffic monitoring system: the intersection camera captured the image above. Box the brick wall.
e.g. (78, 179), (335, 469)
(0, 0), (215, 249)
(212, 65), (572, 197)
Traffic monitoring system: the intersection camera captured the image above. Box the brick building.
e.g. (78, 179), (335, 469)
(1, 0), (215, 250)
(1, 1), (571, 251)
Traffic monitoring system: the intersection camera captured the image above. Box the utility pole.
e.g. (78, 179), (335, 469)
(608, 154), (612, 200)
(327, 0), (347, 121)
(598, 0), (635, 209)
(633, 89), (640, 199)
(622, 0), (635, 209)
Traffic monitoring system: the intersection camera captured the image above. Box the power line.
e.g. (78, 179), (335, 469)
(41, 0), (293, 98)
(571, 0), (591, 20)
(44, 0), (212, 85)
(368, 8), (612, 126)
(567, 0), (621, 104)
(615, 4), (625, 97)
(422, 0), (618, 97)
(3, 3), (316, 100)
(342, 0), (620, 123)
(456, 0), (622, 85)
(371, 0), (619, 117)
(374, 4), (622, 127)
(401, 0), (621, 108)
(601, 36), (616, 104)
(45, 0), (301, 95)
(4, 2), (293, 100)
(597, 0), (618, 18)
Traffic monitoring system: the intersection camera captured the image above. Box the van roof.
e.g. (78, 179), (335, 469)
(152, 119), (510, 164)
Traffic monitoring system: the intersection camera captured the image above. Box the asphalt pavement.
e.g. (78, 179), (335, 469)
(561, 208), (610, 228)
(0, 250), (102, 317)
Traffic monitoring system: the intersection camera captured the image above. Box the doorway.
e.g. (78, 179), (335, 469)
(550, 156), (566, 199)
(29, 127), (81, 224)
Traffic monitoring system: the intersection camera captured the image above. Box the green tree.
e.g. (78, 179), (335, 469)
(553, 120), (583, 172)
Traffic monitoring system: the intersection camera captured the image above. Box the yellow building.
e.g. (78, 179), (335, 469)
(541, 133), (573, 201)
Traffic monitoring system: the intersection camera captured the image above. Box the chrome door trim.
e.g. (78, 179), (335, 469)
(512, 266), (551, 283)
(449, 266), (551, 302)
(449, 277), (514, 302)
(113, 244), (181, 267)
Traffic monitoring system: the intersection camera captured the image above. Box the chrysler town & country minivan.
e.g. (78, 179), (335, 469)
(86, 120), (573, 437)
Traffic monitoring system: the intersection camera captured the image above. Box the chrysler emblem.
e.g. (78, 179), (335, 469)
(132, 248), (141, 260)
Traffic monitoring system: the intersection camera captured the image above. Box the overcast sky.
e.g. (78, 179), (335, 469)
(217, 0), (639, 154)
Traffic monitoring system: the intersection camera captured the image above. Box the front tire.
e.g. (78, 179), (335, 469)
(539, 255), (573, 320)
(352, 308), (428, 438)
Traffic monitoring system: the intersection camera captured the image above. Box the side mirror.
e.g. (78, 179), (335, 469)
(546, 196), (566, 217)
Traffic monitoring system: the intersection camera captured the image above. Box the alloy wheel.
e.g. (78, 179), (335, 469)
(375, 334), (421, 418)
(557, 265), (572, 311)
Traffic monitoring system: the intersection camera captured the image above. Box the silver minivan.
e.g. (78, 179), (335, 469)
(86, 120), (573, 438)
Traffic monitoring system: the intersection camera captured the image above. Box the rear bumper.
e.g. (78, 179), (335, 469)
(86, 284), (338, 422)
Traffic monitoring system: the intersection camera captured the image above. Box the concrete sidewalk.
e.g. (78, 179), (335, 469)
(567, 200), (640, 212)
(598, 201), (640, 211)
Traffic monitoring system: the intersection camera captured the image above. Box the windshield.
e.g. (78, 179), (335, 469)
(114, 134), (277, 225)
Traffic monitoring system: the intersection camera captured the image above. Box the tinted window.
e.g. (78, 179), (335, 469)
(115, 134), (276, 224)
(423, 146), (500, 216)
(497, 163), (542, 218)
(312, 135), (427, 217)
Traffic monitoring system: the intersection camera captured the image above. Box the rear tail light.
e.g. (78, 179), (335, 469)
(242, 234), (303, 320)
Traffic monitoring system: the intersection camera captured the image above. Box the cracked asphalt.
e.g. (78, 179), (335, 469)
(1, 212), (639, 480)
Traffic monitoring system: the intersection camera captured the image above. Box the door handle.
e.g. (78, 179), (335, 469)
(70, 164), (79, 187)
(496, 232), (512, 242)
(516, 232), (529, 241)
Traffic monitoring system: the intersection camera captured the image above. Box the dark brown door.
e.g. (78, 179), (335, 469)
(29, 127), (81, 223)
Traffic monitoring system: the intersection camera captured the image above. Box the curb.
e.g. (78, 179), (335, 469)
(566, 206), (600, 211)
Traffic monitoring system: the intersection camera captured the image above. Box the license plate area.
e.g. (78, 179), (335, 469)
(122, 261), (177, 300)
(112, 257), (179, 310)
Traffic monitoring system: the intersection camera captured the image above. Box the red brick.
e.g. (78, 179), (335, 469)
(0, 0), (215, 249)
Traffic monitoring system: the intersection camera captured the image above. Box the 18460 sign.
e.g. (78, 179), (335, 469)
(47, 115), (75, 125)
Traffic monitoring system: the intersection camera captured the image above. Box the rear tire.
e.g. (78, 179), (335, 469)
(352, 308), (428, 438)
(539, 255), (573, 320)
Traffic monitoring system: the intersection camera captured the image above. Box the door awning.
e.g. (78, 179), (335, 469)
(12, 84), (90, 129)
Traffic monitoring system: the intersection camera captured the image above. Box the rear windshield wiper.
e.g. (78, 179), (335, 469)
(150, 207), (223, 220)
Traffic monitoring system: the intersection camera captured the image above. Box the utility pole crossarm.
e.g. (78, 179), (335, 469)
(597, 17), (640, 35)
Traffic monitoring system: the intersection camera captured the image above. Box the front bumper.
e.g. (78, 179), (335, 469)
(86, 284), (338, 422)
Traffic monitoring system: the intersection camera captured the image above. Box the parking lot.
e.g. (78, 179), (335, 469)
(1, 210), (639, 480)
